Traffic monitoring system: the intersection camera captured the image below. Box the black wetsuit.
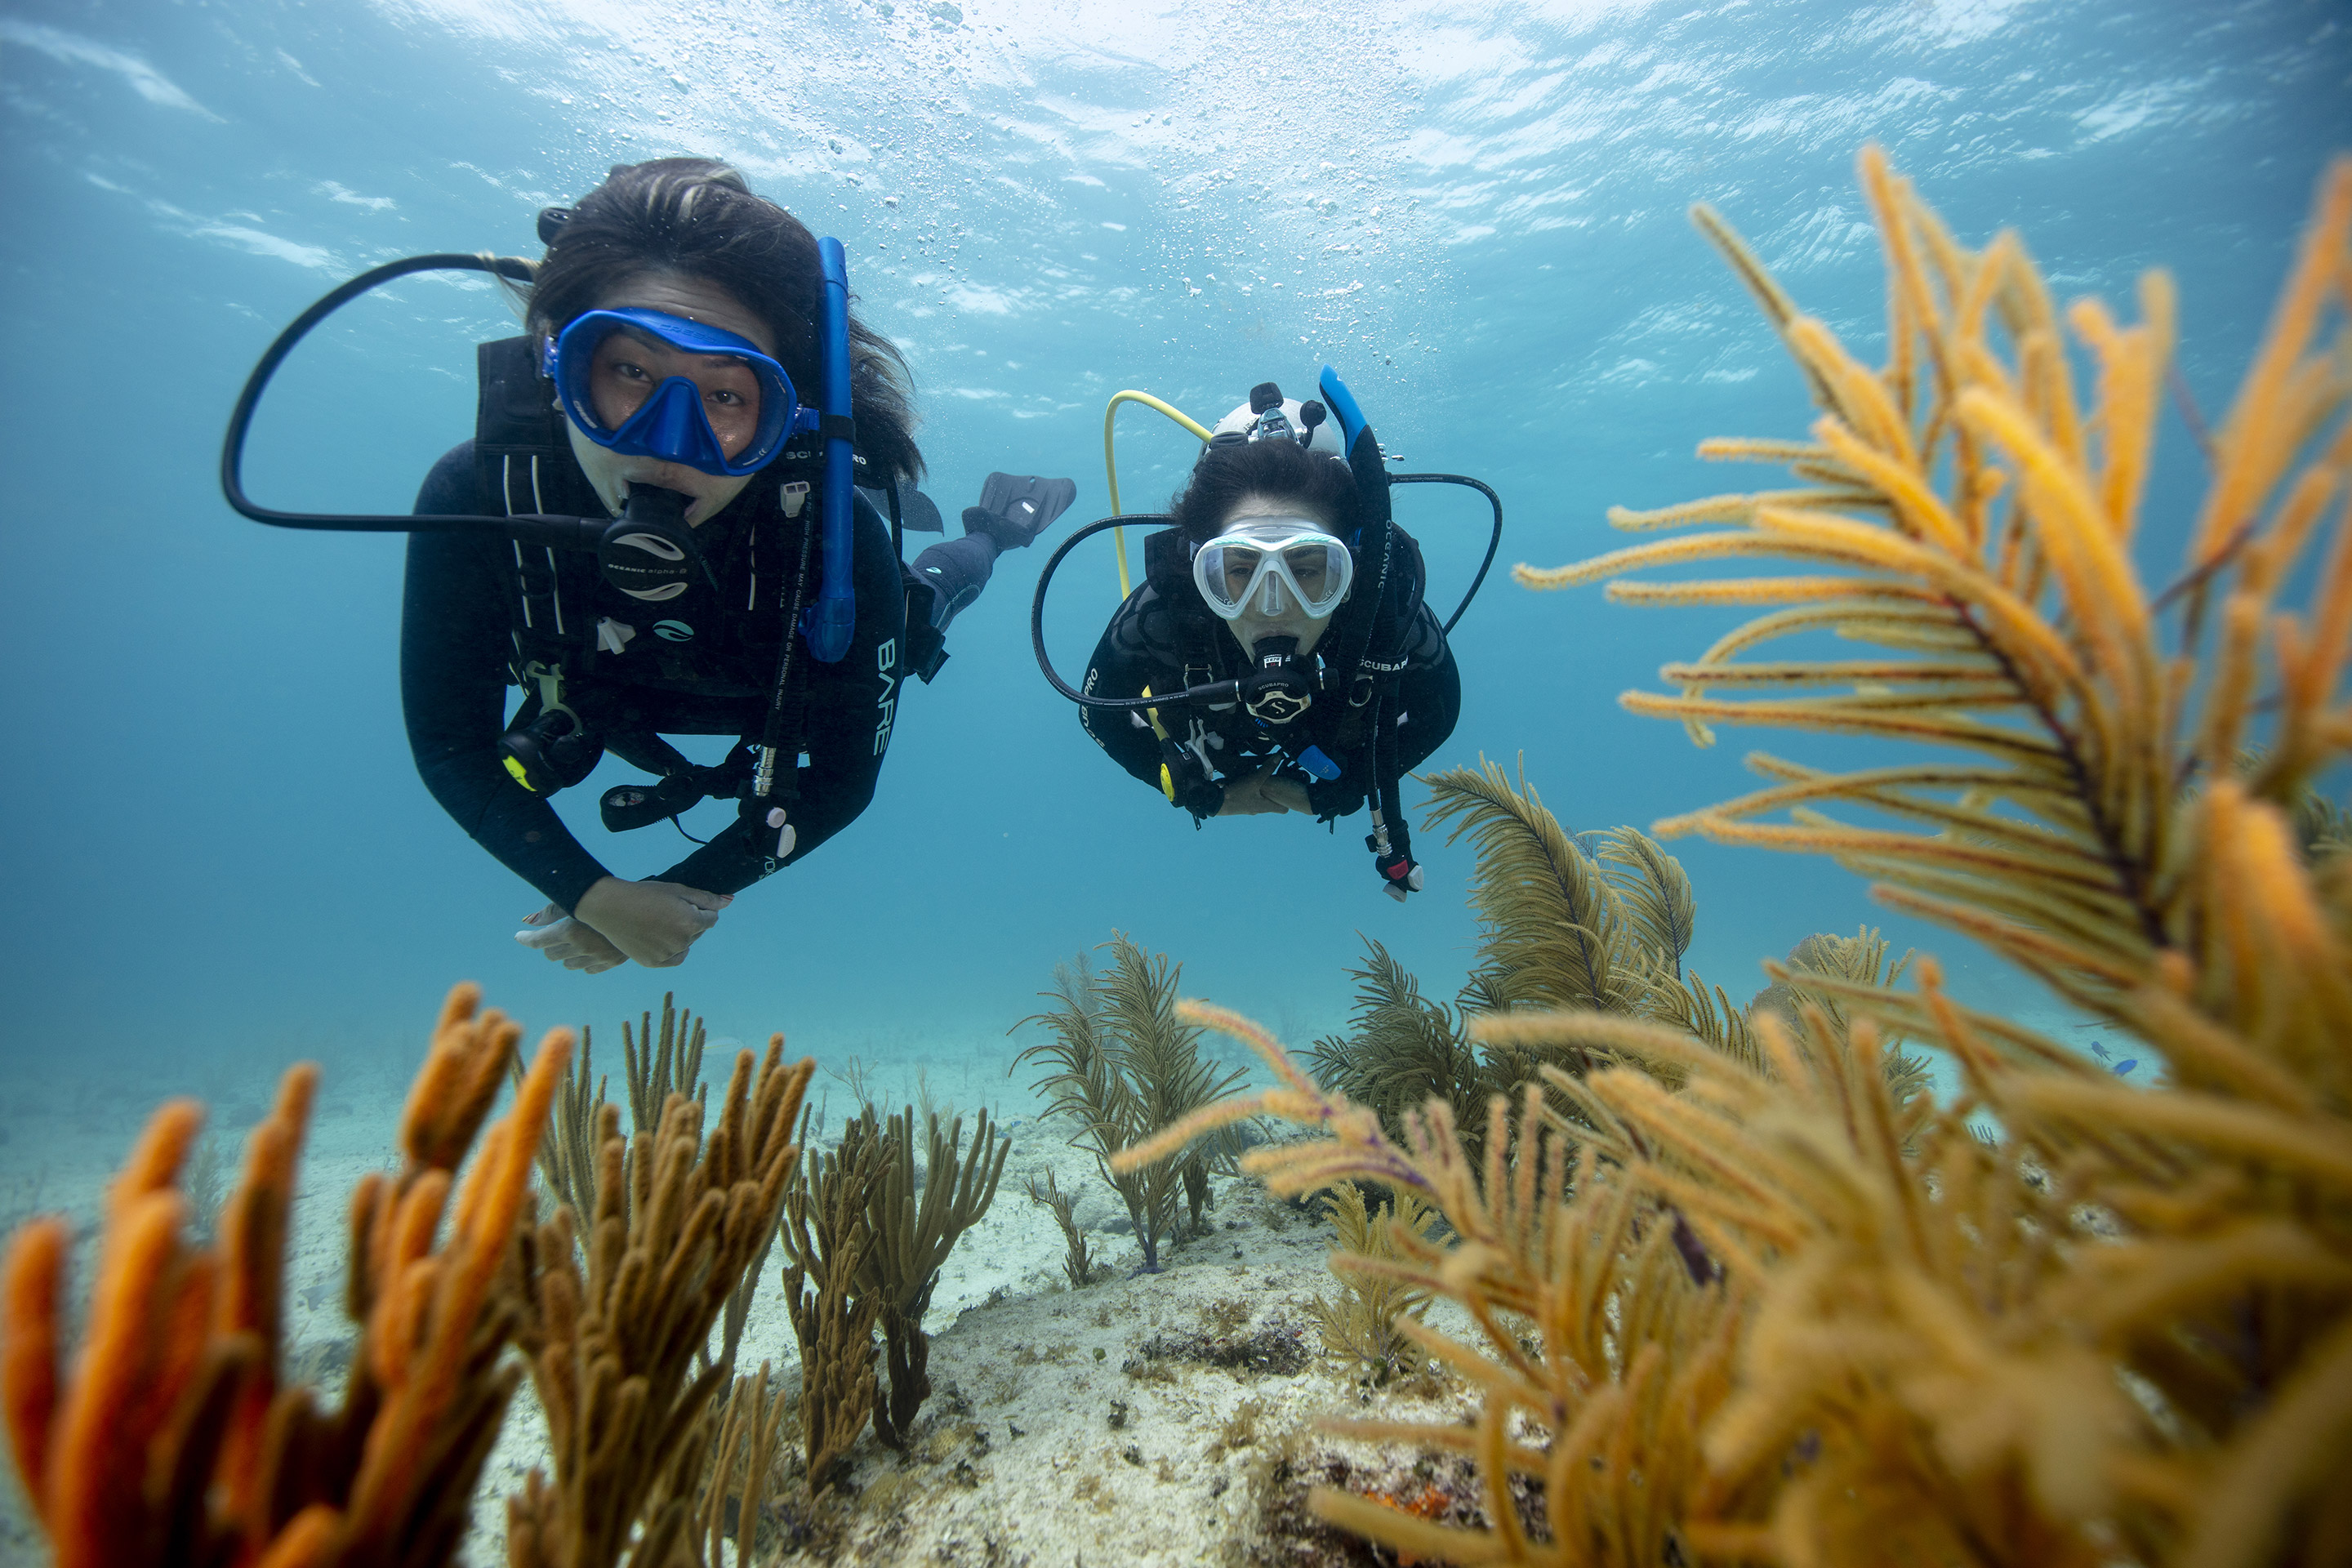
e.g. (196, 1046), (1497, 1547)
(401, 441), (905, 911)
(1077, 582), (1459, 819)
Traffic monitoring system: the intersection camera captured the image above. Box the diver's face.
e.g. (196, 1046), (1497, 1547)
(563, 270), (779, 527)
(1217, 494), (1339, 657)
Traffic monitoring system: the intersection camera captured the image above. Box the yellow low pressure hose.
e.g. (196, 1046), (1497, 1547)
(1102, 390), (1214, 800)
(1102, 390), (1213, 599)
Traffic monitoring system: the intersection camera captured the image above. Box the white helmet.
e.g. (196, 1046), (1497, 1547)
(1210, 381), (1347, 457)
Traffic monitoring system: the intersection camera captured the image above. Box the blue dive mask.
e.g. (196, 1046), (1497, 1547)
(545, 308), (813, 477)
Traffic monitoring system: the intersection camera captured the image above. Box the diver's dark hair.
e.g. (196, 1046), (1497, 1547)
(527, 157), (923, 481)
(1168, 434), (1361, 547)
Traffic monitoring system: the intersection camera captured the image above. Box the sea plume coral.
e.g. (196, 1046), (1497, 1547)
(1515, 145), (2352, 1563)
(1122, 149), (2352, 1567)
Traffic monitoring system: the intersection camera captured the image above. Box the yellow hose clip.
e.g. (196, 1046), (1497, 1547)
(1143, 684), (1178, 801)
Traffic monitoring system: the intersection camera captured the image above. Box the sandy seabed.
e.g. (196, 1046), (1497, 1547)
(0, 1039), (1472, 1567)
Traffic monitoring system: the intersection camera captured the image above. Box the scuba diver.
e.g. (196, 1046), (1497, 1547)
(221, 158), (1072, 972)
(1032, 376), (1499, 901)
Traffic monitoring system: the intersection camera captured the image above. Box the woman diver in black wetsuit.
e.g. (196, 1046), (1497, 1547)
(222, 158), (1071, 972)
(1033, 376), (1498, 902)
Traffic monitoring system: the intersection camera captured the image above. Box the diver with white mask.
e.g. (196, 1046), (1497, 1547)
(1037, 378), (1480, 900)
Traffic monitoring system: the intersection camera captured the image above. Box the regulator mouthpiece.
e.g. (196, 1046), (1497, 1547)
(598, 485), (715, 601)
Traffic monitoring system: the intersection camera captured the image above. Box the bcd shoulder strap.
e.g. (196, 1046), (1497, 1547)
(1141, 524), (1226, 684)
(476, 336), (603, 666)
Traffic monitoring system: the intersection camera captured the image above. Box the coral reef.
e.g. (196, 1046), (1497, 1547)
(518, 1022), (608, 1231)
(693, 1362), (790, 1568)
(1022, 1168), (1097, 1289)
(504, 1039), (812, 1568)
(1312, 770), (1919, 1141)
(1016, 936), (1249, 1271)
(2, 983), (567, 1568)
(854, 1103), (1010, 1451)
(1116, 149), (2352, 1567)
(1305, 940), (1493, 1154)
(623, 994), (709, 1134)
(775, 1110), (883, 1496)
(1303, 1182), (1435, 1388)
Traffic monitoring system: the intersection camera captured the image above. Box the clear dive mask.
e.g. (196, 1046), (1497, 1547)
(1190, 517), (1354, 621)
(546, 307), (815, 477)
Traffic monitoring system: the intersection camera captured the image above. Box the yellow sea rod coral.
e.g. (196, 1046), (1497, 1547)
(1123, 150), (2352, 1567)
(1521, 144), (2352, 1558)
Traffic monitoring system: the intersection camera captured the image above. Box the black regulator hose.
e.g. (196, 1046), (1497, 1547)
(219, 251), (603, 548)
(1030, 514), (1246, 714)
(1389, 473), (1503, 635)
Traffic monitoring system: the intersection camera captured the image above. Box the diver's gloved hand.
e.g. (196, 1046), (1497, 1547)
(572, 875), (731, 969)
(910, 533), (1000, 633)
(516, 905), (626, 973)
(1374, 850), (1426, 903)
(1215, 764), (1303, 817)
(962, 472), (1076, 552)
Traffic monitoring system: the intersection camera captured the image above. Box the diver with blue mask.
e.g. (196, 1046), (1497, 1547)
(1031, 376), (1500, 901)
(222, 158), (1073, 971)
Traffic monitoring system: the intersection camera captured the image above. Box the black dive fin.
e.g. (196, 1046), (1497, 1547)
(965, 471), (1078, 550)
(859, 486), (947, 532)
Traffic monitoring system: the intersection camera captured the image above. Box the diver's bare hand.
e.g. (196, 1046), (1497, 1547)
(571, 877), (733, 968)
(515, 905), (627, 973)
(1218, 767), (1297, 817)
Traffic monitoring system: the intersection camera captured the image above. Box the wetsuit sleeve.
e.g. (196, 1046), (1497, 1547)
(400, 442), (616, 912)
(1077, 591), (1184, 799)
(654, 498), (906, 894)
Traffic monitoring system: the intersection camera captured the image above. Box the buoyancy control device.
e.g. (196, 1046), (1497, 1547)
(1031, 367), (1503, 901)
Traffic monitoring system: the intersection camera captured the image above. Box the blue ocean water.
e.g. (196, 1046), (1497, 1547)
(0, 0), (2343, 1112)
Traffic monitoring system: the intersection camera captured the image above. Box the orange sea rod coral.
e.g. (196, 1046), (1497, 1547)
(2, 982), (568, 1568)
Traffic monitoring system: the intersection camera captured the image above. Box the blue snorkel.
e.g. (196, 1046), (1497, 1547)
(1312, 363), (1421, 897)
(1315, 363), (1371, 461)
(805, 238), (858, 662)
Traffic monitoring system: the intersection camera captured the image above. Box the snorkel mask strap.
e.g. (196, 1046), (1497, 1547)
(804, 238), (858, 662)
